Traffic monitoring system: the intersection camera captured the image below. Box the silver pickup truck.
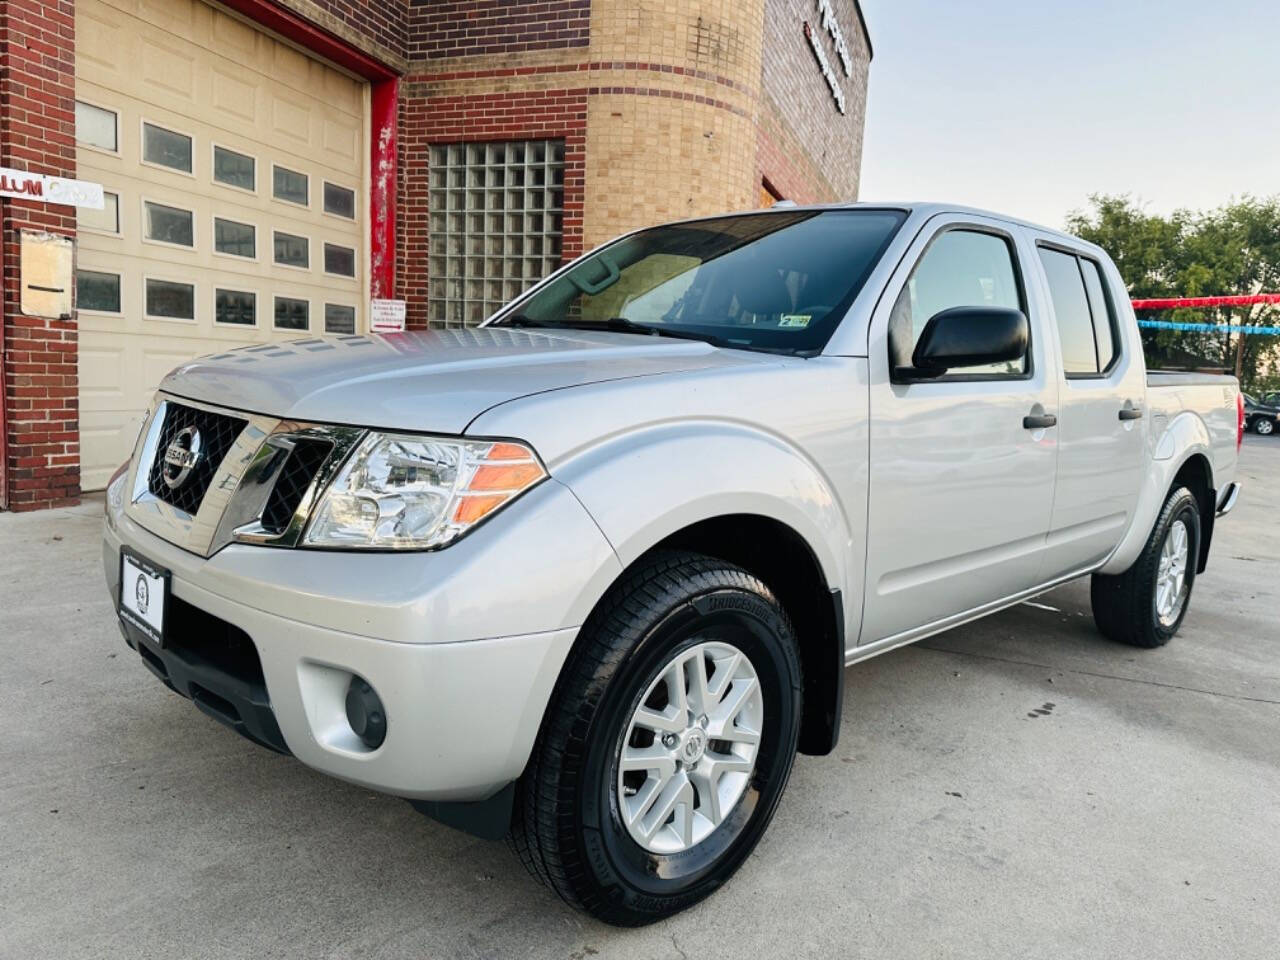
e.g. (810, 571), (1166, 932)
(103, 203), (1243, 924)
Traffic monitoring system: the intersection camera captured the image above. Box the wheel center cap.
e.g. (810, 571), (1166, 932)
(680, 728), (707, 764)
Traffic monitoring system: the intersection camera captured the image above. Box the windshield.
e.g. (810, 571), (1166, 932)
(490, 209), (907, 353)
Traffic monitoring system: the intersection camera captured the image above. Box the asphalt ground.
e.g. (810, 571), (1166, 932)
(2, 436), (1277, 959)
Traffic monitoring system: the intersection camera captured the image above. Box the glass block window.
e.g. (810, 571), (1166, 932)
(427, 139), (566, 327)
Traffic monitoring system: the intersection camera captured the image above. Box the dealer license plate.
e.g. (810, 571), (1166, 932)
(119, 548), (168, 647)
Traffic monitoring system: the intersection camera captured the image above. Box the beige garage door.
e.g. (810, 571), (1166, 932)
(75, 0), (366, 489)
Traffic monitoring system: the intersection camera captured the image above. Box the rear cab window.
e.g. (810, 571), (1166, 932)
(1038, 244), (1121, 377)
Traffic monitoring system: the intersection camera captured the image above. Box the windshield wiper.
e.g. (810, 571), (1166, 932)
(504, 314), (732, 348)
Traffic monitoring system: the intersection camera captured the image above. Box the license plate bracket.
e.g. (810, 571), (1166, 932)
(118, 547), (170, 647)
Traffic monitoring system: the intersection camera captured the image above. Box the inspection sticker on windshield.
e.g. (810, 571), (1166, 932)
(779, 314), (811, 328)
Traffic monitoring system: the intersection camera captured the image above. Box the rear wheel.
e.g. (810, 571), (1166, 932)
(1091, 486), (1200, 648)
(508, 551), (802, 926)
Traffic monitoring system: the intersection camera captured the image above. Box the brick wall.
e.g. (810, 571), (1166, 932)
(407, 0), (591, 60)
(397, 86), (587, 327)
(1, 0), (79, 511)
(759, 0), (870, 201)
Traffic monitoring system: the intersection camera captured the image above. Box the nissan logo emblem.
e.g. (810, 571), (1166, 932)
(162, 425), (203, 489)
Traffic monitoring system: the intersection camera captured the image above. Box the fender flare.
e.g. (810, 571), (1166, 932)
(1099, 411), (1215, 575)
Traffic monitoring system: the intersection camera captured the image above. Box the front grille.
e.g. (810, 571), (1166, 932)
(146, 402), (248, 514)
(260, 439), (333, 534)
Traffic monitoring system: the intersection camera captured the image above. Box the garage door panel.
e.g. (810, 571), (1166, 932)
(77, 0), (366, 490)
(211, 68), (257, 123)
(270, 94), (313, 146)
(141, 40), (197, 99)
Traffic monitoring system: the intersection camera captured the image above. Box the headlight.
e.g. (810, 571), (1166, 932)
(303, 433), (546, 550)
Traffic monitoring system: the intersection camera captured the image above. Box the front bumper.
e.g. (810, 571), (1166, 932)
(104, 479), (621, 802)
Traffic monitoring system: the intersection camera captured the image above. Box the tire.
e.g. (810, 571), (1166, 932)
(1254, 417), (1274, 435)
(1090, 486), (1200, 648)
(508, 551), (803, 926)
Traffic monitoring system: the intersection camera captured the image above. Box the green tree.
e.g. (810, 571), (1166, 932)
(1066, 195), (1280, 389)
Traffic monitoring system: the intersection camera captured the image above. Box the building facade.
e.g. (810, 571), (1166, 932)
(0, 0), (870, 509)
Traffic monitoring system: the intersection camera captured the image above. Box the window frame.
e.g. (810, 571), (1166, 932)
(143, 275), (198, 324)
(272, 230), (311, 271)
(1035, 240), (1124, 381)
(214, 287), (259, 328)
(323, 301), (358, 334)
(322, 180), (357, 220)
(139, 118), (196, 177)
(322, 241), (357, 278)
(272, 294), (311, 332)
(271, 163), (310, 208)
(75, 268), (123, 317)
(211, 143), (258, 195)
(212, 216), (258, 261)
(141, 196), (197, 251)
(74, 99), (120, 155)
(78, 188), (121, 237)
(888, 222), (1034, 385)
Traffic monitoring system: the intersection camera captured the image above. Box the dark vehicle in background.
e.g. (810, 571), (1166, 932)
(1244, 394), (1280, 435)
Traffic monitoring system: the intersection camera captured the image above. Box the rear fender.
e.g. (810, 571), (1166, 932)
(1099, 411), (1213, 575)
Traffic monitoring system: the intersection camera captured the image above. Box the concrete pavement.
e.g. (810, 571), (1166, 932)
(2, 438), (1277, 959)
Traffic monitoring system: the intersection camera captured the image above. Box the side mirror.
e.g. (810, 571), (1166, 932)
(902, 306), (1028, 379)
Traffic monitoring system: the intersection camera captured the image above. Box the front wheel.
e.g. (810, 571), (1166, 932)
(1091, 486), (1200, 648)
(1254, 417), (1274, 435)
(508, 551), (802, 926)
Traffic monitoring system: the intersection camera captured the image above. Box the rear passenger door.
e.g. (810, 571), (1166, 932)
(1034, 242), (1146, 575)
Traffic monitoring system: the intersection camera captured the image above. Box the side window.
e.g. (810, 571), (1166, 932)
(1038, 249), (1096, 374)
(1038, 247), (1120, 376)
(889, 229), (1026, 377)
(1079, 258), (1119, 371)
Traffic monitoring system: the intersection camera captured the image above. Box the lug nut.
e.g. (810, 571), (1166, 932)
(663, 733), (678, 748)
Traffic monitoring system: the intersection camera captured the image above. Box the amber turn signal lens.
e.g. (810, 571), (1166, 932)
(469, 461), (544, 491)
(452, 494), (509, 525)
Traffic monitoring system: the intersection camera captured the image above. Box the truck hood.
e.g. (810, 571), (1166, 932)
(159, 327), (756, 434)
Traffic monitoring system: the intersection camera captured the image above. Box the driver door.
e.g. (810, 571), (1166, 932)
(860, 215), (1060, 645)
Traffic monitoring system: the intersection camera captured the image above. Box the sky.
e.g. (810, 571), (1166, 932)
(856, 0), (1280, 230)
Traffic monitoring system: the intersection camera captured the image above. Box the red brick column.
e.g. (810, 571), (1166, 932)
(1, 0), (78, 510)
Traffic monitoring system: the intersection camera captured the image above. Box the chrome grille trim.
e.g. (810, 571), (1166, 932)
(216, 422), (364, 552)
(125, 392), (363, 557)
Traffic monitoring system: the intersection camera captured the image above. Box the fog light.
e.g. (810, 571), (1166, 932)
(345, 676), (387, 749)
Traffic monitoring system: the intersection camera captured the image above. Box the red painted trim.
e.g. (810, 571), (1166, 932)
(215, 0), (397, 81)
(1132, 294), (1280, 310)
(370, 78), (398, 300)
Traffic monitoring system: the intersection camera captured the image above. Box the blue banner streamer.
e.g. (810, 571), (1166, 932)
(1137, 319), (1280, 335)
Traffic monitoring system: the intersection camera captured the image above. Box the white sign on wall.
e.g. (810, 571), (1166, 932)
(370, 298), (407, 333)
(803, 21), (847, 114)
(0, 166), (105, 209)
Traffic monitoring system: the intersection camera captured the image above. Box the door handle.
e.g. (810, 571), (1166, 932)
(1023, 413), (1057, 429)
(1118, 407), (1144, 421)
